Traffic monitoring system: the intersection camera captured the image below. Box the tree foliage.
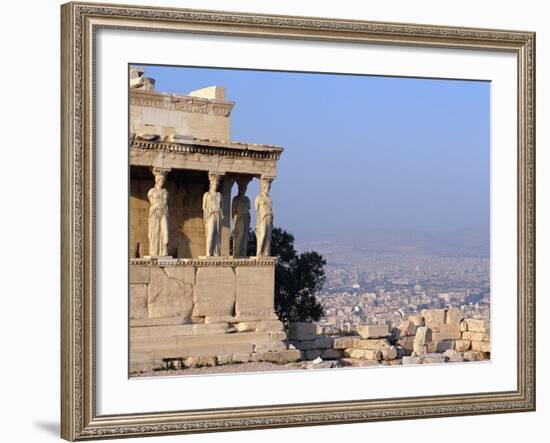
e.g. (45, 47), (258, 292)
(248, 227), (326, 324)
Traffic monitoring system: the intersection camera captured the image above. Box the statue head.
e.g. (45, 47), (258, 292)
(152, 168), (167, 188)
(208, 173), (220, 192)
(260, 177), (272, 195)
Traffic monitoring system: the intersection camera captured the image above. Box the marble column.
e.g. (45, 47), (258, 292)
(202, 172), (224, 257)
(147, 167), (170, 257)
(255, 176), (274, 257)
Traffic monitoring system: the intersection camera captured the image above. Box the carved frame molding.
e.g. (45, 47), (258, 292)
(61, 2), (535, 440)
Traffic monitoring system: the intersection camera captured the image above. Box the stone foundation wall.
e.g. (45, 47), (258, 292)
(129, 258), (301, 373)
(130, 258), (277, 322)
(130, 317), (301, 373)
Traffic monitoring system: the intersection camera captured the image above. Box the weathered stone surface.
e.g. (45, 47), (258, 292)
(130, 265), (150, 284)
(235, 265), (274, 316)
(288, 322), (317, 341)
(163, 265), (195, 284)
(193, 323), (229, 336)
(232, 353), (253, 364)
(432, 326), (462, 341)
(471, 340), (491, 353)
(357, 324), (389, 339)
(356, 338), (392, 350)
(466, 319), (490, 333)
(398, 320), (417, 337)
(193, 266), (235, 317)
(256, 349), (301, 364)
(148, 267), (194, 320)
(455, 339), (472, 352)
(234, 322), (257, 332)
(216, 354), (232, 365)
(380, 347), (398, 360)
(343, 348), (382, 360)
(421, 353), (447, 364)
(340, 358), (380, 367)
(422, 309), (446, 326)
(203, 315), (237, 324)
(333, 336), (359, 349)
(413, 326), (432, 356)
(144, 324), (195, 338)
(255, 320), (284, 332)
(266, 331), (287, 340)
(397, 337), (415, 353)
(130, 316), (187, 327)
(445, 308), (464, 326)
(402, 356), (423, 365)
(321, 348), (343, 360)
(462, 331), (490, 341)
(409, 315), (425, 327)
(130, 358), (163, 373)
(254, 341), (287, 353)
(460, 320), (469, 332)
(184, 356), (217, 368)
(130, 284), (148, 319)
(464, 350), (489, 361)
(443, 349), (465, 362)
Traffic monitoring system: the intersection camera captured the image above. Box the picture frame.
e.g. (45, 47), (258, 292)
(61, 1), (536, 440)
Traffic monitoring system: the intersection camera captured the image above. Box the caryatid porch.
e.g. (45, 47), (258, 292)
(129, 137), (281, 259)
(128, 68), (299, 372)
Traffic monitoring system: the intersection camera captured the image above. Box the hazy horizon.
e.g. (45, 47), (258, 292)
(139, 65), (490, 255)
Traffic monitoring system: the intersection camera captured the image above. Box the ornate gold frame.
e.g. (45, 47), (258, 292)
(61, 2), (536, 440)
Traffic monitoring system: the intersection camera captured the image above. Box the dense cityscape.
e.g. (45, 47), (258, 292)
(296, 237), (490, 334)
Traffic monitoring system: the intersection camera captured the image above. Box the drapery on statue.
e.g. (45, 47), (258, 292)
(255, 177), (274, 257)
(203, 173), (223, 256)
(147, 168), (169, 257)
(232, 178), (251, 257)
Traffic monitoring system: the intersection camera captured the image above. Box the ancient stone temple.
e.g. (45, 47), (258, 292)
(128, 67), (300, 373)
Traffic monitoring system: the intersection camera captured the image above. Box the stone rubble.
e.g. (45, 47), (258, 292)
(279, 308), (490, 370)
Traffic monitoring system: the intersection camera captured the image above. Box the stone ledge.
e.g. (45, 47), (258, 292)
(130, 257), (276, 267)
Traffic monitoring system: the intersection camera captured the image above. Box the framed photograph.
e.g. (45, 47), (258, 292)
(61, 1), (536, 440)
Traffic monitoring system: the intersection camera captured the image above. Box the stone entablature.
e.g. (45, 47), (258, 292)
(131, 89), (235, 117)
(131, 137), (283, 160)
(130, 139), (282, 178)
(130, 257), (276, 267)
(130, 84), (235, 142)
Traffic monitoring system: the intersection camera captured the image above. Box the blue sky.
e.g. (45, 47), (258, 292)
(139, 65), (490, 242)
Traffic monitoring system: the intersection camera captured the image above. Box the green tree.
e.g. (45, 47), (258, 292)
(248, 227), (326, 325)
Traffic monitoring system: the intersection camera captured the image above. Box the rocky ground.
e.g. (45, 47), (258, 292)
(132, 359), (342, 377)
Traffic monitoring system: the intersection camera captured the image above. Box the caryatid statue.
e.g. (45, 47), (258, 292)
(203, 173), (223, 256)
(255, 177), (274, 257)
(232, 178), (251, 257)
(147, 168), (169, 257)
